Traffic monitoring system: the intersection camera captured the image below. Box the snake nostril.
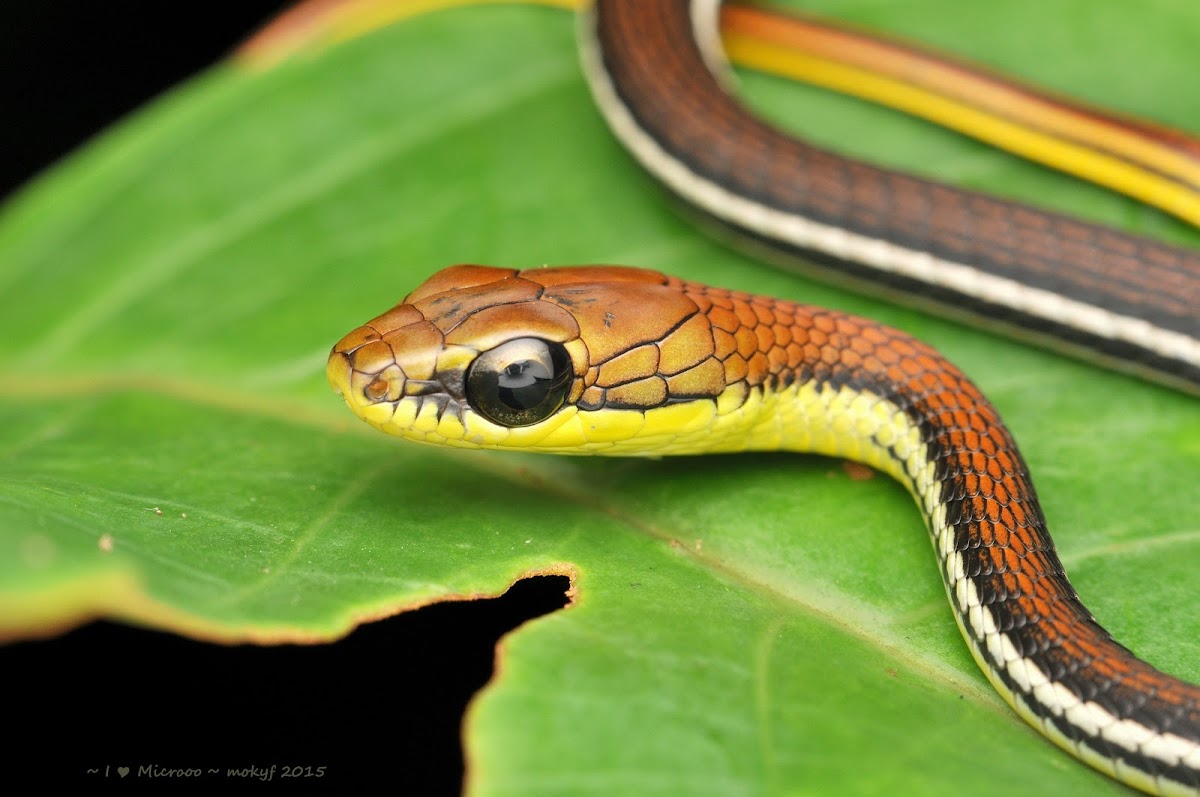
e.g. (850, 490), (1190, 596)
(364, 377), (390, 401)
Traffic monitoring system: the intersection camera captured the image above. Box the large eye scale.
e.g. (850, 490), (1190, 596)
(465, 338), (573, 427)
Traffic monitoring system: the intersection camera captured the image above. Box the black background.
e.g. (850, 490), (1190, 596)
(3, 4), (572, 792)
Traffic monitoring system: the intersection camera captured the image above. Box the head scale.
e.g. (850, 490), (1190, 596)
(326, 265), (729, 452)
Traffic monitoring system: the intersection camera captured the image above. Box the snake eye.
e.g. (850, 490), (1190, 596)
(466, 338), (573, 427)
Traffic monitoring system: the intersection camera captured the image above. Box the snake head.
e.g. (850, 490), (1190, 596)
(326, 264), (729, 452)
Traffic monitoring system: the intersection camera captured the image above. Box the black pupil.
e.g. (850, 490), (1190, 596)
(465, 337), (571, 427)
(497, 360), (552, 409)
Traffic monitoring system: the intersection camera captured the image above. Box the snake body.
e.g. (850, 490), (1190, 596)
(580, 0), (1200, 394)
(326, 1), (1200, 793)
(328, 264), (1200, 795)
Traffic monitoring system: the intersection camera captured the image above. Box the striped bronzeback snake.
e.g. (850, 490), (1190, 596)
(326, 2), (1200, 793)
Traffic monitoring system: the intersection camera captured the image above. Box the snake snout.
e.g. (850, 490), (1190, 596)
(327, 311), (453, 418)
(325, 349), (352, 399)
(326, 324), (397, 405)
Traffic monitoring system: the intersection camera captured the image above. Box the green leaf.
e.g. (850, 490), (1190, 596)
(2, 2), (1198, 795)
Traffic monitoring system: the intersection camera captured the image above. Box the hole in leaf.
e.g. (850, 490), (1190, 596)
(5, 575), (572, 792)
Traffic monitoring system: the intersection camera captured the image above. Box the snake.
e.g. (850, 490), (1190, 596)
(324, 1), (1200, 794)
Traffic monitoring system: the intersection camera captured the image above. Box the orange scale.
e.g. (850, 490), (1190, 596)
(999, 506), (1018, 529)
(708, 305), (741, 333)
(1016, 594), (1048, 625)
(659, 314), (717, 374)
(860, 325), (890, 345)
(839, 348), (863, 369)
(911, 354), (938, 375)
(714, 328), (738, 359)
(875, 346), (901, 366)
(404, 264), (519, 302)
(735, 327), (760, 358)
(859, 355), (884, 375)
(1010, 528), (1037, 558)
(724, 356), (749, 383)
(786, 342), (806, 368)
(666, 358), (726, 397)
(899, 357), (924, 377)
(732, 300), (759, 328)
(848, 335), (877, 356)
(986, 458), (1005, 481)
(834, 317), (861, 337)
(747, 352), (771, 384)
